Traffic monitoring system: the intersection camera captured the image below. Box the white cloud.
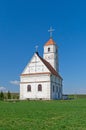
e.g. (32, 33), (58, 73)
(10, 80), (20, 86)
(0, 87), (7, 92)
(76, 88), (86, 94)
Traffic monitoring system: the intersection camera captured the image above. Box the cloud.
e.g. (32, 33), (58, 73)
(76, 88), (86, 94)
(0, 87), (7, 92)
(72, 87), (86, 94)
(10, 80), (20, 86)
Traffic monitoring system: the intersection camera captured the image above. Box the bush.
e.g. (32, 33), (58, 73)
(7, 91), (11, 99)
(0, 91), (4, 100)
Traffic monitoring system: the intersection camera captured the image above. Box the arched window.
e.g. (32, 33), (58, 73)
(48, 47), (50, 52)
(27, 85), (31, 92)
(38, 84), (42, 91)
(56, 86), (58, 92)
(53, 85), (55, 92)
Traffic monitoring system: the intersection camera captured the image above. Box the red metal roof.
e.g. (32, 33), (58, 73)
(44, 38), (55, 46)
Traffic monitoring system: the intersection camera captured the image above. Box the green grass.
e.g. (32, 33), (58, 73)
(0, 99), (86, 130)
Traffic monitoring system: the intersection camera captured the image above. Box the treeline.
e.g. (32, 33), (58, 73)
(0, 91), (19, 101)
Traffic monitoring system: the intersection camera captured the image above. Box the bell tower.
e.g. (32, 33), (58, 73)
(43, 27), (59, 72)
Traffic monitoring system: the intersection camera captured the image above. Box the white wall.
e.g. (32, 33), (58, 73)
(22, 53), (50, 74)
(43, 44), (59, 72)
(50, 75), (62, 99)
(20, 74), (51, 100)
(20, 51), (62, 100)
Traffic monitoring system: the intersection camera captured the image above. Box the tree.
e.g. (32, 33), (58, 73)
(7, 91), (11, 99)
(0, 91), (4, 100)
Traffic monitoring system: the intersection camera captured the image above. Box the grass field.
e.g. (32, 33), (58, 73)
(0, 99), (86, 130)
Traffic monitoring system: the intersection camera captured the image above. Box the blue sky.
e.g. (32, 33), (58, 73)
(0, 0), (86, 94)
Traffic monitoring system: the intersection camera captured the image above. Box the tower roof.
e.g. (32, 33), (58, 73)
(44, 38), (55, 46)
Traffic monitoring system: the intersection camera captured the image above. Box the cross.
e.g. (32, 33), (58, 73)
(35, 45), (38, 52)
(48, 26), (55, 38)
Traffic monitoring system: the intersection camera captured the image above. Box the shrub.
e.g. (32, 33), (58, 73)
(0, 91), (4, 100)
(7, 91), (11, 99)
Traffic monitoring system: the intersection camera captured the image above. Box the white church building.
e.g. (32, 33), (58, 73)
(20, 28), (63, 100)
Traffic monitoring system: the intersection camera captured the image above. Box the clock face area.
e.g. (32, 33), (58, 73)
(45, 54), (54, 60)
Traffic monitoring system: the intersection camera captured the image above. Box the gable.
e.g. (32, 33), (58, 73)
(39, 55), (62, 79)
(22, 53), (50, 74)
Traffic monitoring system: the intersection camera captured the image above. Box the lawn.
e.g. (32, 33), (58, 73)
(0, 99), (86, 130)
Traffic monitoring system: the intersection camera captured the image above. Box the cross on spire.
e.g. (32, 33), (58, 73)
(35, 45), (38, 52)
(48, 26), (55, 38)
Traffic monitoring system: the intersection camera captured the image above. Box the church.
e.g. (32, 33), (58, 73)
(20, 28), (63, 100)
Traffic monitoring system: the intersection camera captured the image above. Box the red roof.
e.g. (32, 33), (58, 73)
(44, 38), (55, 46)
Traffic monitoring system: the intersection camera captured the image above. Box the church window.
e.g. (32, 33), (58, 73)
(56, 86), (58, 92)
(27, 85), (31, 92)
(48, 47), (50, 52)
(53, 85), (55, 92)
(38, 84), (42, 91)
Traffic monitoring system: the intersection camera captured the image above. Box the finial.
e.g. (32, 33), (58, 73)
(48, 26), (55, 38)
(35, 45), (38, 52)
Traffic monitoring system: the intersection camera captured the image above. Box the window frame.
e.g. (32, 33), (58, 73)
(38, 84), (42, 91)
(27, 85), (31, 92)
(48, 47), (50, 52)
(53, 85), (55, 92)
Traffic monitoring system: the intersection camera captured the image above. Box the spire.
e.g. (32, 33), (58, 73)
(48, 26), (55, 38)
